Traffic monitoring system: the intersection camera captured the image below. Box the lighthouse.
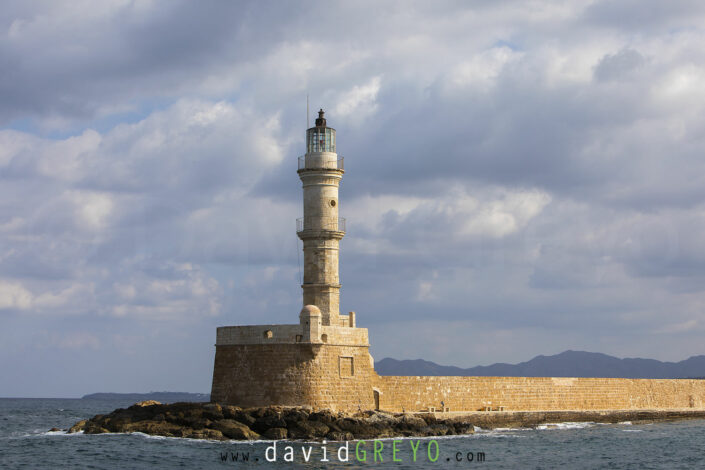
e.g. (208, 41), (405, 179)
(297, 109), (345, 326)
(211, 108), (375, 412)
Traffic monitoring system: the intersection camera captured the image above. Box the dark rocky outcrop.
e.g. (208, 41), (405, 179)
(68, 419), (88, 434)
(66, 402), (705, 441)
(67, 402), (477, 440)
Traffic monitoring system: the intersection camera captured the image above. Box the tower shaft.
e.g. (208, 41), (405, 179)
(297, 110), (344, 326)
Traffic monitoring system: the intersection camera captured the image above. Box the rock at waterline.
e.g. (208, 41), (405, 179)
(65, 404), (705, 441)
(133, 400), (161, 407)
(66, 402), (476, 441)
(68, 420), (87, 434)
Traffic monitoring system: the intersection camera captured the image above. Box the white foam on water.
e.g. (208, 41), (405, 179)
(536, 422), (595, 430)
(8, 430), (83, 439)
(471, 427), (532, 439)
(420, 434), (474, 441)
(473, 431), (528, 439)
(126, 431), (260, 445)
(130, 432), (168, 440)
(486, 427), (532, 432)
(227, 439), (268, 445)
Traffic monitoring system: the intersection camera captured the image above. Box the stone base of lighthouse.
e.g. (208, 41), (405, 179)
(211, 320), (705, 413)
(210, 306), (378, 412)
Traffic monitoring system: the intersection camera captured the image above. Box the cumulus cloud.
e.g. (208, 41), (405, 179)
(334, 77), (381, 125)
(0, 98), (291, 322)
(0, 281), (33, 310)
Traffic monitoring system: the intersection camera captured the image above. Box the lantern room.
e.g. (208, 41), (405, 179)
(306, 109), (336, 153)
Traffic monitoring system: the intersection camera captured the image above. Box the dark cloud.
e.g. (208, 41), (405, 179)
(593, 49), (646, 82)
(583, 0), (705, 31)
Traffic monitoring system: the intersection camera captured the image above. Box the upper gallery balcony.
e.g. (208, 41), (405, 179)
(298, 155), (344, 172)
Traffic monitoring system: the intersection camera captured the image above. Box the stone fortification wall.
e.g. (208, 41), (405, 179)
(211, 338), (705, 413)
(374, 375), (705, 412)
(216, 325), (303, 344)
(215, 324), (368, 346)
(211, 324), (705, 413)
(211, 343), (376, 412)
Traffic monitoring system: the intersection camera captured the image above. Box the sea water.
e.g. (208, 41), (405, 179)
(2, 398), (705, 469)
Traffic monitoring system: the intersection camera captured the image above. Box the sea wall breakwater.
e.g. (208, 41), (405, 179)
(65, 401), (705, 441)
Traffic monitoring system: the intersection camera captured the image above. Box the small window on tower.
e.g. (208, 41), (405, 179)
(339, 356), (354, 378)
(330, 200), (336, 207)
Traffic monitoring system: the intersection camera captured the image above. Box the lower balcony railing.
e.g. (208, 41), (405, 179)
(297, 217), (346, 233)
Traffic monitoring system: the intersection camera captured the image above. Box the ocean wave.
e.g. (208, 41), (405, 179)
(130, 432), (168, 440)
(127, 432), (259, 445)
(469, 427), (532, 439)
(482, 427), (533, 432)
(40, 429), (88, 437)
(536, 422), (595, 430)
(4, 429), (83, 439)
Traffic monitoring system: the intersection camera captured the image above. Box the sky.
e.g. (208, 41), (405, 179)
(1, 0), (705, 397)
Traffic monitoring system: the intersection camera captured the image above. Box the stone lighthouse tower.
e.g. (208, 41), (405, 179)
(210, 109), (377, 412)
(297, 109), (345, 326)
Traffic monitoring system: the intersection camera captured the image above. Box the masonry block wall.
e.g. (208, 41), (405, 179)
(210, 343), (376, 412)
(211, 327), (705, 413)
(373, 376), (705, 412)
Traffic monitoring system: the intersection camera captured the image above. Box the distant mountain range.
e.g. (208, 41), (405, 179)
(82, 392), (209, 402)
(80, 352), (705, 402)
(375, 350), (705, 379)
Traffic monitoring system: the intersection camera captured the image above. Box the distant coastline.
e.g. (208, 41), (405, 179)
(82, 392), (209, 402)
